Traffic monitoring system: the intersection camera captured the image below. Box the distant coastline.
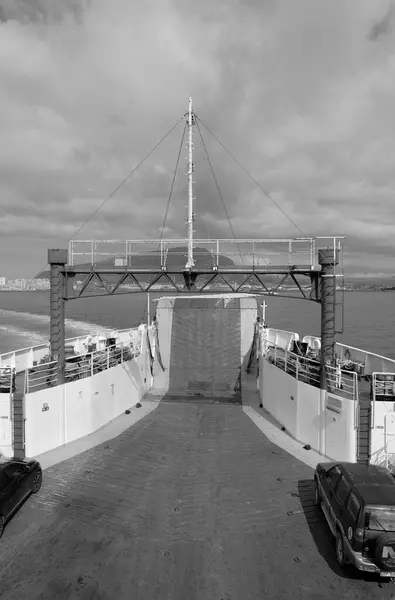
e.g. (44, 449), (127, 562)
(0, 278), (49, 292)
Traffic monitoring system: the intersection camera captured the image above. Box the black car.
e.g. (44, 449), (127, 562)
(314, 461), (395, 577)
(0, 459), (42, 539)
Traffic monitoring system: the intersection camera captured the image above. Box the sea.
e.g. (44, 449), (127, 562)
(0, 291), (394, 359)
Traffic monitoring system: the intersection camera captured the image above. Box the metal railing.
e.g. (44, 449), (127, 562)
(267, 344), (357, 400)
(372, 373), (395, 398)
(267, 345), (321, 388)
(26, 359), (58, 392)
(69, 237), (345, 270)
(0, 326), (141, 373)
(336, 342), (395, 375)
(371, 373), (395, 428)
(0, 366), (16, 393)
(326, 363), (358, 401)
(26, 341), (141, 393)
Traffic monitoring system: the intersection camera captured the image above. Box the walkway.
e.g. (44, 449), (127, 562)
(0, 398), (394, 599)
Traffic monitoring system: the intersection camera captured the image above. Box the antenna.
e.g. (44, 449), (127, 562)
(185, 97), (195, 270)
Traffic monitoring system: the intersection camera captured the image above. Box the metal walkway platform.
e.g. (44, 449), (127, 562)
(0, 399), (392, 599)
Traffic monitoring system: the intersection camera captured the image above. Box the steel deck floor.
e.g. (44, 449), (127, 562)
(0, 400), (393, 599)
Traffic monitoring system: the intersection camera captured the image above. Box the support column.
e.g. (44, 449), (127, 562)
(318, 247), (339, 457)
(318, 247), (339, 380)
(48, 249), (67, 386)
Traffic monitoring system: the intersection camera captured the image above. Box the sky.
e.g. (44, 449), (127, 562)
(0, 0), (395, 278)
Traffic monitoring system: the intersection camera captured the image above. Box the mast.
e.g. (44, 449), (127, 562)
(185, 96), (195, 270)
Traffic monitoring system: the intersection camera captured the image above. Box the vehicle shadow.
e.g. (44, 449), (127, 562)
(1, 488), (35, 538)
(297, 479), (382, 584)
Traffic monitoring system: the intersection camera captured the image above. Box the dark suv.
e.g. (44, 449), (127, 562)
(314, 461), (395, 577)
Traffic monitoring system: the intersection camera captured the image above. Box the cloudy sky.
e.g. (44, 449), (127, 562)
(0, 0), (394, 278)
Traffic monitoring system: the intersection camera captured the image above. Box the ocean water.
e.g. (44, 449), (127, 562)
(0, 291), (394, 359)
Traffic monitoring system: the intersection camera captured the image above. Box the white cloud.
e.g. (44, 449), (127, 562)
(0, 0), (394, 277)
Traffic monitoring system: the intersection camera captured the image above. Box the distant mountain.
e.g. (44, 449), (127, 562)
(35, 246), (236, 279)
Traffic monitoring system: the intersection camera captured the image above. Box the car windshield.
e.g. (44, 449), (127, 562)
(366, 506), (395, 532)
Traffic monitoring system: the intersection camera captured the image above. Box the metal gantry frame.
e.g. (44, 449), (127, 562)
(45, 98), (346, 387)
(47, 236), (345, 387)
(65, 237), (344, 301)
(64, 265), (319, 300)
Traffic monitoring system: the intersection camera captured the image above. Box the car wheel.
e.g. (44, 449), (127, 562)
(314, 479), (321, 507)
(335, 531), (347, 568)
(0, 516), (4, 540)
(31, 469), (42, 494)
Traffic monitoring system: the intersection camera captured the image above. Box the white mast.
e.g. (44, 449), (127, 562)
(185, 96), (195, 270)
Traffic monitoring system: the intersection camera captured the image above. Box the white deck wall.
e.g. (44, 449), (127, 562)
(0, 392), (12, 457)
(259, 327), (395, 463)
(24, 341), (151, 457)
(1, 316), (392, 464)
(259, 357), (357, 461)
(0, 326), (151, 459)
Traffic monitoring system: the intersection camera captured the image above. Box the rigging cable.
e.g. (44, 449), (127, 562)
(196, 119), (245, 266)
(196, 116), (306, 237)
(71, 116), (185, 240)
(140, 122), (187, 324)
(158, 122), (187, 245)
(33, 116), (184, 278)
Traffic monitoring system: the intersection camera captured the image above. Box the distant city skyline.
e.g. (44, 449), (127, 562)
(0, 277), (49, 291)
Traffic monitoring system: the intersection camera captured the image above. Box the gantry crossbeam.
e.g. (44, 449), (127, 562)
(63, 237), (344, 302)
(63, 266), (321, 301)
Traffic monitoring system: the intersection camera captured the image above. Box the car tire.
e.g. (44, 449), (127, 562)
(374, 533), (395, 571)
(335, 530), (347, 568)
(0, 516), (4, 540)
(314, 479), (321, 507)
(31, 469), (42, 494)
